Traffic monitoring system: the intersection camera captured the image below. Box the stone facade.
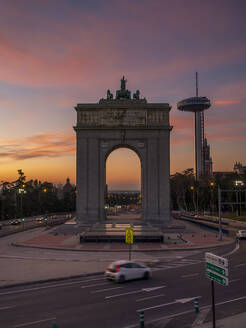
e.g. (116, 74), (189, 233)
(74, 79), (172, 223)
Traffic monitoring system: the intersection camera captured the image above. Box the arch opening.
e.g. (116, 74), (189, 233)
(105, 147), (142, 221)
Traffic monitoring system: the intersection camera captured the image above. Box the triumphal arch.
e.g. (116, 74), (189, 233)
(74, 77), (172, 223)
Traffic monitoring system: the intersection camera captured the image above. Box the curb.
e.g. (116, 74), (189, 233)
(0, 271), (104, 290)
(11, 238), (236, 252)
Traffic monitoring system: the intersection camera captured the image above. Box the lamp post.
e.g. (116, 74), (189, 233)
(38, 187), (48, 215)
(190, 186), (196, 213)
(18, 184), (27, 218)
(218, 186), (222, 241)
(210, 182), (215, 215)
(235, 180), (244, 216)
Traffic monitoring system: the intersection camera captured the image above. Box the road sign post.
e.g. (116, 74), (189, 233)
(125, 228), (134, 261)
(205, 252), (229, 328)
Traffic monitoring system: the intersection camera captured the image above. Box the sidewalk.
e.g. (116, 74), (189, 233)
(200, 311), (246, 328)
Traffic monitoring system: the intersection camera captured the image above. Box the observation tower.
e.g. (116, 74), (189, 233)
(177, 73), (211, 180)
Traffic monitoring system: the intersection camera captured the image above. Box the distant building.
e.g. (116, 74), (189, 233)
(213, 171), (233, 177)
(63, 177), (74, 195)
(213, 161), (246, 177)
(56, 183), (64, 200)
(234, 162), (246, 175)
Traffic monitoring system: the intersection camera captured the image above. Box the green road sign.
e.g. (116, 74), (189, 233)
(206, 270), (228, 286)
(205, 252), (229, 286)
(206, 262), (228, 277)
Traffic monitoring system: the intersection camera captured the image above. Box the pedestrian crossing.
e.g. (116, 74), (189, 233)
(152, 258), (204, 271)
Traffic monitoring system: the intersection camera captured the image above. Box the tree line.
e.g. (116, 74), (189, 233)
(0, 170), (75, 220)
(171, 168), (246, 216)
(1, 168), (245, 221)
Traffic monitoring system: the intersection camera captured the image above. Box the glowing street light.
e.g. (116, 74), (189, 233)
(234, 180), (244, 216)
(190, 186), (197, 213)
(210, 182), (215, 214)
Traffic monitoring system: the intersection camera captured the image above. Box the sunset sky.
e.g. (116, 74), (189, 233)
(0, 0), (245, 190)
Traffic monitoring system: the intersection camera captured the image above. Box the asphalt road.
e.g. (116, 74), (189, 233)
(0, 241), (245, 328)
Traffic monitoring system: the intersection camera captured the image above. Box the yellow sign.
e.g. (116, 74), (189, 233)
(125, 228), (134, 244)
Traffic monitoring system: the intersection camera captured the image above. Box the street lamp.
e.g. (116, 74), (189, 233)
(190, 186), (196, 213)
(18, 185), (27, 218)
(38, 187), (48, 215)
(234, 180), (244, 216)
(218, 186), (223, 241)
(210, 181), (215, 215)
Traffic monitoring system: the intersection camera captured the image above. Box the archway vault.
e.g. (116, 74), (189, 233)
(74, 78), (172, 224)
(105, 144), (141, 191)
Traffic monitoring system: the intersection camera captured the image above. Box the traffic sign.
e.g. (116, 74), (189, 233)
(205, 252), (228, 268)
(125, 228), (134, 244)
(205, 252), (229, 286)
(206, 270), (229, 286)
(206, 262), (228, 277)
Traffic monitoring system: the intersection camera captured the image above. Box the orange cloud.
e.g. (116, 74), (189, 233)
(214, 100), (240, 105)
(0, 132), (75, 161)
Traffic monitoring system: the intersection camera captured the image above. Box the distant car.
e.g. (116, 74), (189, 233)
(105, 260), (151, 283)
(36, 217), (43, 223)
(236, 230), (246, 239)
(11, 219), (21, 225)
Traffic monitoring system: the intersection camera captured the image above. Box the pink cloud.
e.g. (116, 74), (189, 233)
(0, 1), (245, 90)
(0, 132), (75, 160)
(213, 81), (246, 102)
(214, 100), (240, 105)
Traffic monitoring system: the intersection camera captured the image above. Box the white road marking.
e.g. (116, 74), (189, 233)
(153, 259), (203, 271)
(230, 279), (241, 283)
(153, 266), (174, 270)
(136, 294), (165, 302)
(215, 294), (246, 306)
(105, 286), (166, 299)
(142, 286), (166, 292)
(81, 282), (108, 289)
(106, 290), (143, 299)
(12, 317), (56, 327)
(0, 278), (104, 295)
(0, 306), (15, 310)
(124, 294), (246, 328)
(91, 286), (123, 294)
(181, 273), (199, 278)
(180, 259), (201, 263)
(235, 263), (246, 268)
(137, 296), (201, 311)
(222, 242), (240, 257)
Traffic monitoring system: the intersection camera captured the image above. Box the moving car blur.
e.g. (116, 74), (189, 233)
(105, 260), (151, 283)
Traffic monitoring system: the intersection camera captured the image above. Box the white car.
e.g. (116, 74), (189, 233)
(236, 230), (246, 239)
(105, 260), (151, 283)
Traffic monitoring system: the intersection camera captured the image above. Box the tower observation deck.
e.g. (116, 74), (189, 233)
(177, 73), (212, 180)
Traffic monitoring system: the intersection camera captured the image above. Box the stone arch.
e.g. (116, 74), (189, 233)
(74, 79), (172, 224)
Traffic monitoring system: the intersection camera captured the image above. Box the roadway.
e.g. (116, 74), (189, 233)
(0, 240), (245, 327)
